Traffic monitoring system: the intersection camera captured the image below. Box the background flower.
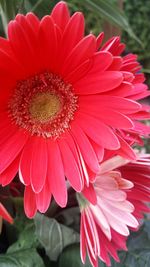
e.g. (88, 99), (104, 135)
(79, 154), (150, 266)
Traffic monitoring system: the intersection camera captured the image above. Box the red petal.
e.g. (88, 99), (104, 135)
(76, 113), (120, 150)
(74, 71), (123, 94)
(47, 140), (67, 207)
(71, 123), (100, 173)
(0, 203), (13, 223)
(58, 138), (83, 192)
(36, 178), (51, 213)
(24, 185), (37, 218)
(51, 1), (70, 31)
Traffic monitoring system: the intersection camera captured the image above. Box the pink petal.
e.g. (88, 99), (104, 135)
(20, 136), (47, 193)
(39, 15), (57, 70)
(80, 107), (133, 129)
(71, 124), (100, 173)
(58, 138), (83, 192)
(82, 184), (97, 205)
(0, 128), (28, 174)
(116, 134), (137, 160)
(74, 71), (123, 95)
(75, 112), (120, 150)
(108, 56), (122, 70)
(51, 1), (70, 32)
(87, 51), (113, 74)
(24, 185), (37, 218)
(0, 203), (13, 224)
(80, 215), (87, 263)
(47, 140), (67, 207)
(30, 137), (47, 193)
(65, 59), (92, 84)
(58, 12), (85, 71)
(96, 32), (104, 50)
(0, 155), (19, 186)
(79, 95), (141, 114)
(36, 178), (51, 213)
(61, 34), (96, 76)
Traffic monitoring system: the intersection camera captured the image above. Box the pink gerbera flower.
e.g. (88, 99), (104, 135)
(0, 1), (148, 217)
(99, 36), (150, 155)
(79, 154), (150, 267)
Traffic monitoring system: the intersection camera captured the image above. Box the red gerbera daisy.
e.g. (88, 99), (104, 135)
(79, 154), (150, 267)
(0, 1), (148, 217)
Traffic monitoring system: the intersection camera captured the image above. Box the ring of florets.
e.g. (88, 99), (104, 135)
(8, 71), (78, 138)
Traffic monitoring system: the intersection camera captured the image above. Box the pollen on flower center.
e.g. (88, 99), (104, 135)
(29, 92), (62, 122)
(8, 72), (78, 138)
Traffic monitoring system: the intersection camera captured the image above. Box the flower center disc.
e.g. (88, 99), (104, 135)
(8, 71), (78, 138)
(29, 93), (61, 122)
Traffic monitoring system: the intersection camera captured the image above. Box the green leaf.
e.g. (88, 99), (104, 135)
(58, 244), (91, 267)
(34, 213), (80, 261)
(0, 249), (45, 267)
(0, 0), (22, 35)
(84, 0), (142, 46)
(7, 223), (39, 253)
(124, 249), (150, 267)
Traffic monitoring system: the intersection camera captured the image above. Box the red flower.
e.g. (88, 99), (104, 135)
(79, 154), (150, 266)
(0, 1), (148, 217)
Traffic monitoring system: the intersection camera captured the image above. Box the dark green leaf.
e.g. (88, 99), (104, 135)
(34, 213), (79, 261)
(58, 244), (91, 267)
(0, 0), (22, 34)
(7, 223), (39, 253)
(0, 249), (45, 267)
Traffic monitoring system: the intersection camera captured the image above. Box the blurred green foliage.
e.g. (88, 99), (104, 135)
(122, 0), (150, 61)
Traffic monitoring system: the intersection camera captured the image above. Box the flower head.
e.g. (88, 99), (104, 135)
(0, 1), (149, 217)
(79, 154), (150, 266)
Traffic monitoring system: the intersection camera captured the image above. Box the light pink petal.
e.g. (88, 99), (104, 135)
(47, 140), (67, 207)
(71, 124), (100, 173)
(24, 185), (37, 218)
(74, 71), (123, 95)
(100, 189), (126, 201)
(104, 199), (138, 228)
(58, 138), (83, 192)
(80, 215), (87, 263)
(91, 204), (111, 240)
(99, 155), (129, 174)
